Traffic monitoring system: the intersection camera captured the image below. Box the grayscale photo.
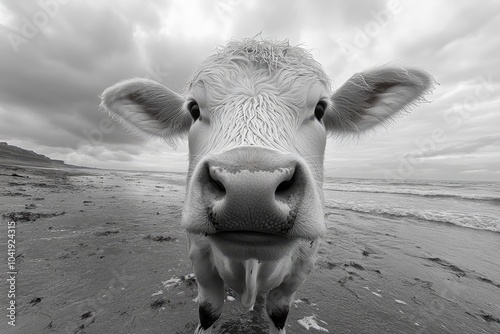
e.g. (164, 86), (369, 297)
(1, 1), (499, 333)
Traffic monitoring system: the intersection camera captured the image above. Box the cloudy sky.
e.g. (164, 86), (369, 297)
(1, 0), (499, 181)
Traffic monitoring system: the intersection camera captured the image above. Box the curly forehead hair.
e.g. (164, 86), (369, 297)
(187, 38), (332, 92)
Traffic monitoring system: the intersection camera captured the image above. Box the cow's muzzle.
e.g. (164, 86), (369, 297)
(191, 147), (310, 238)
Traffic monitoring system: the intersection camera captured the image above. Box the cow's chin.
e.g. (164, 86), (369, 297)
(208, 231), (299, 262)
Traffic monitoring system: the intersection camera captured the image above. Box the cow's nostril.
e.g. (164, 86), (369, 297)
(275, 168), (298, 198)
(211, 178), (226, 193)
(276, 176), (294, 193)
(208, 167), (226, 196)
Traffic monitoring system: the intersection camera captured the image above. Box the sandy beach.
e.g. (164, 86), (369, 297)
(1, 163), (499, 334)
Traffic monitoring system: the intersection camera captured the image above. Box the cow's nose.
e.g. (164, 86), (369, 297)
(199, 149), (306, 236)
(208, 164), (299, 203)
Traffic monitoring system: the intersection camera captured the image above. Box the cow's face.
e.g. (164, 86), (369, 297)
(101, 39), (433, 262)
(180, 45), (333, 260)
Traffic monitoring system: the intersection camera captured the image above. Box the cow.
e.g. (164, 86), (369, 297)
(101, 38), (433, 333)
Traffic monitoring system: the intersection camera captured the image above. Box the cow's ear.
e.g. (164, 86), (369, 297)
(324, 67), (433, 134)
(100, 78), (192, 140)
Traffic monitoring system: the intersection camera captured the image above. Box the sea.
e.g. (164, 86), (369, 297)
(114, 170), (500, 234)
(323, 177), (500, 233)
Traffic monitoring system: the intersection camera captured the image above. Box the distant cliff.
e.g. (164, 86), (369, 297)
(0, 142), (68, 167)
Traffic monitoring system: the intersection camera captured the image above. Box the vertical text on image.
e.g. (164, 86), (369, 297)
(7, 221), (17, 327)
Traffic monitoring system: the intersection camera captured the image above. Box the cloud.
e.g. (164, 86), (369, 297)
(415, 135), (500, 158)
(0, 0), (499, 181)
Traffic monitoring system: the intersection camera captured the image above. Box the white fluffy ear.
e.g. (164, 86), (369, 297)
(324, 67), (434, 133)
(100, 78), (192, 139)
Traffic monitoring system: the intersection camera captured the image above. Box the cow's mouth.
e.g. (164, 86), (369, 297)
(205, 231), (312, 261)
(209, 231), (292, 246)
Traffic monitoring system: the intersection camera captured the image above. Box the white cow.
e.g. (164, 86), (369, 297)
(101, 38), (433, 333)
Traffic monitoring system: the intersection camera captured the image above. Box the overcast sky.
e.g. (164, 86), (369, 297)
(1, 0), (499, 181)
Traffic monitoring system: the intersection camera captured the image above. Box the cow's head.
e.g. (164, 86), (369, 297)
(101, 39), (433, 261)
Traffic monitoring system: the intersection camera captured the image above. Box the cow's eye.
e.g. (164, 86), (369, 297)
(188, 102), (200, 121)
(314, 101), (326, 121)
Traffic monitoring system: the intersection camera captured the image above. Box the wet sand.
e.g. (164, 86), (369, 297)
(1, 163), (499, 334)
